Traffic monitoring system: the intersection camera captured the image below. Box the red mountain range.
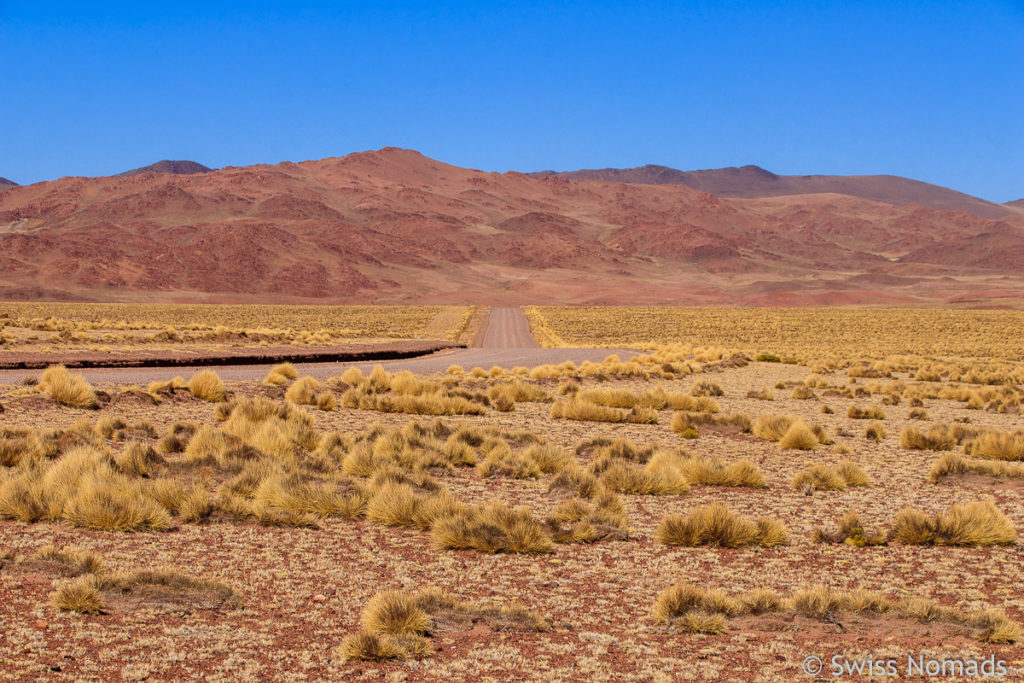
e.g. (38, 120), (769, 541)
(1, 148), (1022, 305)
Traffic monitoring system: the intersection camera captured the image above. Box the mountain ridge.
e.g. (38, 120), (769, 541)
(528, 164), (1019, 220)
(1, 147), (1023, 306)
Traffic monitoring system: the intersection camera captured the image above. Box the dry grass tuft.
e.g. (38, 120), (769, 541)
(969, 430), (1024, 462)
(929, 452), (1024, 483)
(792, 461), (868, 492)
(778, 420), (819, 450)
(813, 510), (887, 546)
(362, 590), (431, 636)
(285, 377), (320, 405)
(847, 405), (886, 420)
(40, 365), (97, 409)
(893, 501), (1017, 546)
(51, 575), (104, 614)
(189, 370), (226, 402)
(550, 399), (657, 424)
(338, 588), (547, 661)
(900, 425), (955, 451)
(432, 502), (553, 554)
(656, 503), (788, 548)
(652, 581), (1020, 643)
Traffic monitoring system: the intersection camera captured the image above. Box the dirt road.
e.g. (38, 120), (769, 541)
(478, 307), (540, 349)
(0, 308), (636, 385)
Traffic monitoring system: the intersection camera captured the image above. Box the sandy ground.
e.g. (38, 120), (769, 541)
(2, 351), (1024, 680)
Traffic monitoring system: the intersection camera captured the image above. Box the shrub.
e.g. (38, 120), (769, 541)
(792, 464), (846, 492)
(656, 503), (787, 548)
(285, 377), (320, 405)
(813, 510), (886, 546)
(752, 414), (795, 441)
(893, 501), (1017, 546)
(40, 365), (97, 409)
(929, 452), (1024, 483)
(791, 386), (816, 400)
(864, 421), (887, 442)
(900, 426), (954, 451)
(848, 405), (886, 420)
(549, 399), (656, 424)
(51, 575), (104, 614)
(362, 590), (431, 636)
(690, 382), (724, 397)
(969, 430), (1024, 462)
(432, 502), (553, 554)
(189, 370), (226, 402)
(779, 421), (819, 450)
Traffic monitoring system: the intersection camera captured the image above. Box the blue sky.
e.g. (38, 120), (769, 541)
(1, 1), (1022, 201)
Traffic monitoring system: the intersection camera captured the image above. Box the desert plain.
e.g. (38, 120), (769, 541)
(1, 303), (1023, 681)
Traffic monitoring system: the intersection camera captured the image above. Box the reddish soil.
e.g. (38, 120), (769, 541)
(2, 148), (1024, 306)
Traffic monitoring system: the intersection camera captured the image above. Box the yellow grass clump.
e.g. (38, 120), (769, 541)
(813, 510), (887, 546)
(337, 588), (547, 661)
(285, 377), (320, 405)
(969, 430), (1024, 462)
(432, 502), (553, 554)
(656, 503), (788, 548)
(929, 452), (1024, 483)
(792, 461), (868, 492)
(652, 582), (1019, 642)
(900, 425), (955, 451)
(778, 420), (819, 450)
(40, 365), (98, 409)
(847, 404), (886, 420)
(893, 501), (1017, 547)
(51, 575), (105, 614)
(189, 370), (226, 402)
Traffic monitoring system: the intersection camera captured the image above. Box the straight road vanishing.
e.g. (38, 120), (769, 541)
(0, 307), (635, 384)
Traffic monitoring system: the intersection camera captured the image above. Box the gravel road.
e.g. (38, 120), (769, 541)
(0, 308), (637, 385)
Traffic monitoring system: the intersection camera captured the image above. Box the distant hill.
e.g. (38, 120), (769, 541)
(117, 160), (212, 177)
(0, 177), (18, 191)
(2, 148), (1024, 305)
(530, 164), (1020, 220)
(1007, 198), (1024, 209)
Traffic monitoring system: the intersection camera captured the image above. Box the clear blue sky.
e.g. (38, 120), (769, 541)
(2, 1), (1022, 201)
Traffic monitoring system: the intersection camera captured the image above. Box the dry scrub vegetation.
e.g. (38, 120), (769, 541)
(2, 305), (1024, 679)
(0, 303), (480, 355)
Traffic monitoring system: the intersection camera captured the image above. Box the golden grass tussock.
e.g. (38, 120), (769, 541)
(188, 369), (226, 402)
(338, 588), (547, 661)
(847, 404), (886, 420)
(670, 411), (751, 435)
(690, 381), (724, 397)
(900, 425), (955, 451)
(653, 582), (1019, 642)
(549, 398), (657, 424)
(431, 502), (553, 554)
(285, 377), (320, 405)
(778, 420), (819, 450)
(544, 491), (629, 544)
(929, 452), (1024, 483)
(864, 421), (887, 441)
(656, 503), (788, 548)
(40, 365), (97, 409)
(51, 575), (105, 614)
(813, 510), (887, 546)
(969, 430), (1024, 462)
(752, 414), (796, 441)
(792, 460), (868, 492)
(892, 501), (1017, 547)
(477, 442), (570, 479)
